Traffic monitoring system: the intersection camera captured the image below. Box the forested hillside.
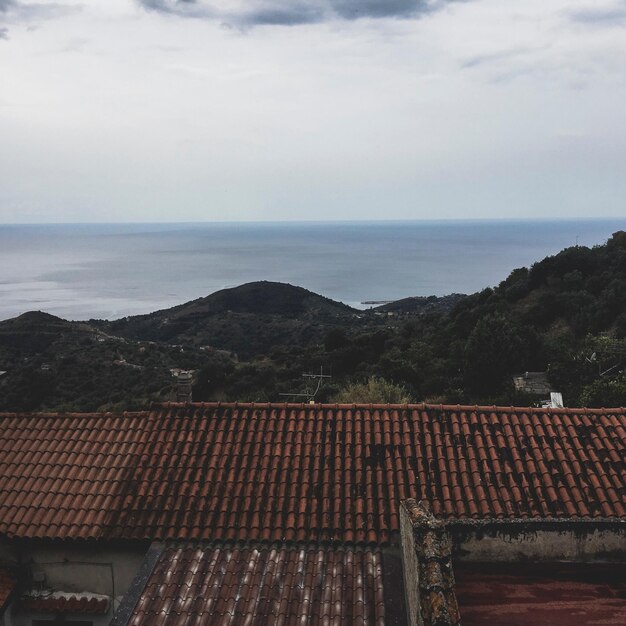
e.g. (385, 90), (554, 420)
(1, 232), (624, 410)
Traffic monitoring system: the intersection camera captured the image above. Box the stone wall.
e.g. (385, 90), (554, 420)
(399, 501), (626, 626)
(400, 502), (421, 626)
(399, 500), (460, 626)
(448, 520), (626, 563)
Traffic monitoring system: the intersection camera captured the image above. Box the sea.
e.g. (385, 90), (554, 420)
(0, 219), (623, 322)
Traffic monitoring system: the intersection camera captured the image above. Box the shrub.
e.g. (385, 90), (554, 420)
(332, 376), (413, 404)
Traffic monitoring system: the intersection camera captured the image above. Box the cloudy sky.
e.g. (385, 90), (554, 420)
(1, 0), (625, 222)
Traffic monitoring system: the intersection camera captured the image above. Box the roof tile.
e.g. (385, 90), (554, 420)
(129, 543), (385, 626)
(19, 592), (109, 615)
(0, 404), (625, 542)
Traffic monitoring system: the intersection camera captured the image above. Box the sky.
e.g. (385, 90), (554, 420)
(1, 0), (626, 223)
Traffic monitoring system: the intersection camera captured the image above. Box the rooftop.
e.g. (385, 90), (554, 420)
(129, 542), (387, 626)
(0, 403), (624, 543)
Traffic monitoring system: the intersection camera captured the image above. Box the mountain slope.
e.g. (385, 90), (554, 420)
(1, 233), (624, 411)
(94, 281), (360, 358)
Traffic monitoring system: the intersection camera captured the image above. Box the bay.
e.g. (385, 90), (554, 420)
(0, 218), (623, 321)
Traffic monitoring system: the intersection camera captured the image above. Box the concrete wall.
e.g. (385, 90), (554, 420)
(449, 522), (626, 563)
(399, 504), (421, 626)
(0, 540), (149, 626)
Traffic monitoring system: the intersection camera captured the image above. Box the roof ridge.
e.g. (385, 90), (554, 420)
(149, 401), (625, 414)
(2, 403), (625, 418)
(0, 410), (150, 419)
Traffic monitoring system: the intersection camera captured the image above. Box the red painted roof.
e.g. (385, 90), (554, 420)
(129, 543), (385, 626)
(0, 404), (624, 542)
(455, 563), (626, 626)
(19, 592), (110, 615)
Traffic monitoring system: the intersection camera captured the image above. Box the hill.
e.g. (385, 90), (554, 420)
(161, 281), (356, 316)
(416, 230), (626, 404)
(0, 310), (229, 412)
(374, 293), (466, 314)
(0, 311), (83, 353)
(289, 231), (626, 406)
(1, 233), (625, 410)
(93, 281), (361, 358)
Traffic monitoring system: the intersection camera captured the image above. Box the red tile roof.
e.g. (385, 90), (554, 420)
(0, 404), (624, 543)
(128, 543), (386, 626)
(19, 591), (110, 615)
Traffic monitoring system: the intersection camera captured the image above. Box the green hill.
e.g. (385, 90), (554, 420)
(1, 233), (624, 410)
(413, 230), (626, 403)
(93, 281), (360, 358)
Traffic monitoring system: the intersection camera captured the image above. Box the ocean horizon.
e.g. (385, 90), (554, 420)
(0, 218), (624, 322)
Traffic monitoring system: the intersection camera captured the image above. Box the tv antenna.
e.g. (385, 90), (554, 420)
(279, 366), (331, 402)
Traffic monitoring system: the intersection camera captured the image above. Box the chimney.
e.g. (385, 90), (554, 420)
(175, 371), (194, 403)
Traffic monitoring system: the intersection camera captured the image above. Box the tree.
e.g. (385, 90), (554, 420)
(579, 372), (626, 408)
(464, 312), (532, 396)
(332, 376), (413, 404)
(324, 328), (350, 351)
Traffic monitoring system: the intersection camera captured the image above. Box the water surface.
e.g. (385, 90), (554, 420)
(0, 219), (623, 321)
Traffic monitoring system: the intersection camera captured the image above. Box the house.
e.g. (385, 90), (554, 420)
(512, 371), (553, 395)
(0, 403), (624, 625)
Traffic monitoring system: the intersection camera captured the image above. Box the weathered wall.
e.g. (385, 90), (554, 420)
(0, 540), (149, 626)
(2, 541), (148, 598)
(399, 500), (460, 626)
(399, 503), (421, 626)
(398, 510), (626, 626)
(449, 523), (626, 563)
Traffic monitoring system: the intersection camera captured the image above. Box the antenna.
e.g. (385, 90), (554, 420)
(279, 366), (331, 402)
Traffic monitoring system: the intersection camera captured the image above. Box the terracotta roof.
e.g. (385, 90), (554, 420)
(19, 591), (110, 615)
(128, 542), (386, 626)
(0, 404), (624, 542)
(0, 568), (16, 612)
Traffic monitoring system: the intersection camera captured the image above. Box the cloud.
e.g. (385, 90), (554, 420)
(140, 0), (212, 18)
(138, 0), (444, 27)
(247, 7), (323, 26)
(18, 3), (80, 20)
(461, 47), (531, 69)
(0, 0), (15, 39)
(567, 3), (626, 26)
(0, 1), (81, 38)
(332, 0), (430, 20)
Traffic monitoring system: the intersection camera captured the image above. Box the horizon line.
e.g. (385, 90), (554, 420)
(1, 216), (625, 227)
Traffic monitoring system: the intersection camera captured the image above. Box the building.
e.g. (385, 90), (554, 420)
(511, 371), (553, 396)
(0, 403), (624, 625)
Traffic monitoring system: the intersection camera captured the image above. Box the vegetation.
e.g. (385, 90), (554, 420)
(1, 232), (625, 411)
(332, 377), (413, 404)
